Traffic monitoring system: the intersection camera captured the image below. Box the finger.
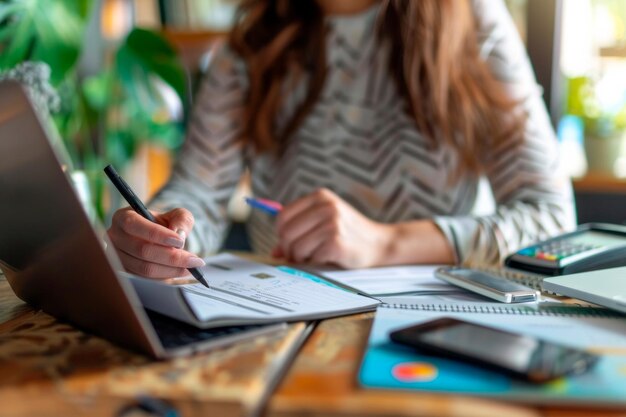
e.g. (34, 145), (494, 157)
(161, 276), (198, 285)
(309, 239), (342, 267)
(279, 203), (335, 261)
(277, 188), (336, 232)
(289, 224), (332, 264)
(117, 250), (189, 279)
(280, 199), (333, 241)
(160, 208), (195, 241)
(110, 228), (205, 269)
(271, 246), (285, 259)
(113, 208), (184, 248)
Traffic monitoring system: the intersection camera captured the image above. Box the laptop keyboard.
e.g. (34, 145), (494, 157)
(145, 309), (264, 350)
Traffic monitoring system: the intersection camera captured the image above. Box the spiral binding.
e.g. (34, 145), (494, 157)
(380, 302), (623, 318)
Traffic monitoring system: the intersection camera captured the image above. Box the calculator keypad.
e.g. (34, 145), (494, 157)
(518, 242), (601, 261)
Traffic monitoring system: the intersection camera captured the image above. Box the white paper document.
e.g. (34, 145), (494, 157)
(129, 254), (379, 328)
(311, 265), (460, 296)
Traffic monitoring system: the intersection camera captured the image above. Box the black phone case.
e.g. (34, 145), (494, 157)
(389, 317), (598, 384)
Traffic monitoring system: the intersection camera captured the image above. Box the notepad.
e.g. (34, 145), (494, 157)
(305, 265), (458, 296)
(127, 254), (380, 329)
(359, 301), (626, 405)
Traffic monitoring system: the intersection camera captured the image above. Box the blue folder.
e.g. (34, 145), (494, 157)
(359, 304), (626, 406)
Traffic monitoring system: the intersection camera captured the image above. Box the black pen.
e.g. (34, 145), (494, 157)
(104, 164), (210, 288)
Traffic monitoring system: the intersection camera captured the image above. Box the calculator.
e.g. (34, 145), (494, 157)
(505, 223), (626, 276)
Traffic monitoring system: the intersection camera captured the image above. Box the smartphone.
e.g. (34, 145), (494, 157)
(389, 317), (598, 383)
(435, 267), (540, 303)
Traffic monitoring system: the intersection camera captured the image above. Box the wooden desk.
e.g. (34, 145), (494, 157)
(0, 273), (308, 417)
(267, 313), (537, 417)
(2, 271), (626, 417)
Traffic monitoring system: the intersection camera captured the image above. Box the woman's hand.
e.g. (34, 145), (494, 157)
(107, 207), (205, 279)
(273, 189), (394, 268)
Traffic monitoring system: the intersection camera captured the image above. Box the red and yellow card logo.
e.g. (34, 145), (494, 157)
(392, 362), (438, 383)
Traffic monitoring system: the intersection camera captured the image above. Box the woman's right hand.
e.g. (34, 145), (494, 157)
(107, 207), (206, 279)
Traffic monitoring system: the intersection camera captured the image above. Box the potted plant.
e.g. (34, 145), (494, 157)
(567, 76), (626, 176)
(0, 0), (187, 218)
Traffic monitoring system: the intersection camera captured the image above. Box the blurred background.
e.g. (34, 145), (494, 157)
(1, 0), (625, 229)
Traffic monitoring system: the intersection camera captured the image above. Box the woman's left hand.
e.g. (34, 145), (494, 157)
(273, 188), (394, 268)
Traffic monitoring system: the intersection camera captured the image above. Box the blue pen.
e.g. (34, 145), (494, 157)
(245, 197), (283, 216)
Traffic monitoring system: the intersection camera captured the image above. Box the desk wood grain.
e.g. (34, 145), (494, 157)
(0, 275), (307, 417)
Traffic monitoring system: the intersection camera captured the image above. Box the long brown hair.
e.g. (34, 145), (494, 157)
(229, 0), (523, 172)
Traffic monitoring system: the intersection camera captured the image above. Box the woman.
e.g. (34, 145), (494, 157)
(107, 0), (575, 279)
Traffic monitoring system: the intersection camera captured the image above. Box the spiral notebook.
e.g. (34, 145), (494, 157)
(360, 301), (626, 405)
(382, 301), (621, 317)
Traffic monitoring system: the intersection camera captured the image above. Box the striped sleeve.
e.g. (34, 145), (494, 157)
(433, 0), (576, 266)
(149, 44), (248, 256)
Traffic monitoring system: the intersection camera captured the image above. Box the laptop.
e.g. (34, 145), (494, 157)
(0, 80), (284, 358)
(543, 268), (626, 314)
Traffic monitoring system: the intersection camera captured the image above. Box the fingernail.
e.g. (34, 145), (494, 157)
(176, 228), (187, 241)
(165, 237), (185, 249)
(187, 256), (206, 268)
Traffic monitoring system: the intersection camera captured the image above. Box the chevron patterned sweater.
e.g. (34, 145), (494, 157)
(151, 0), (575, 266)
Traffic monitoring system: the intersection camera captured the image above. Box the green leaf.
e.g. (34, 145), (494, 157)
(116, 44), (160, 114)
(32, 1), (90, 83)
(0, 0), (93, 83)
(116, 28), (187, 108)
(105, 130), (137, 168)
(0, 8), (34, 70)
(58, 0), (91, 19)
(82, 72), (113, 111)
(0, 3), (21, 22)
(0, 24), (15, 43)
(566, 77), (589, 117)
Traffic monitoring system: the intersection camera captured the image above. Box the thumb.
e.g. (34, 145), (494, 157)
(159, 208), (195, 243)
